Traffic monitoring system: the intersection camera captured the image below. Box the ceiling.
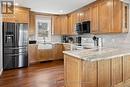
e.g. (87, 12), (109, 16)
(15, 0), (96, 14)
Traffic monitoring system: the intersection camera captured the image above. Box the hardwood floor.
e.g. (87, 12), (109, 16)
(0, 60), (64, 87)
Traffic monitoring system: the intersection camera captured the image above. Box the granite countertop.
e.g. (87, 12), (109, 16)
(63, 47), (130, 61)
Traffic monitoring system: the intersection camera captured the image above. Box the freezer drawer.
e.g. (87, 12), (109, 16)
(3, 53), (28, 70)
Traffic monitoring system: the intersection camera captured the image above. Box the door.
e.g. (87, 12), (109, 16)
(15, 24), (28, 68)
(91, 4), (99, 33)
(98, 0), (113, 33)
(3, 22), (16, 69)
(16, 24), (28, 47)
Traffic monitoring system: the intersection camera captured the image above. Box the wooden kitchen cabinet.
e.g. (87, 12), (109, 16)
(28, 44), (38, 64)
(64, 54), (130, 87)
(15, 7), (30, 23)
(53, 15), (68, 35)
(98, 0), (113, 33)
(123, 55), (130, 82)
(53, 16), (61, 35)
(98, 60), (111, 87)
(53, 44), (63, 60)
(82, 61), (98, 87)
(122, 3), (129, 33)
(84, 7), (91, 21)
(91, 3), (99, 33)
(2, 7), (30, 23)
(29, 11), (36, 36)
(38, 49), (53, 62)
(2, 14), (16, 22)
(113, 0), (122, 33)
(111, 57), (123, 87)
(66, 0), (129, 34)
(64, 55), (82, 87)
(37, 44), (63, 62)
(61, 16), (68, 35)
(68, 13), (77, 35)
(77, 10), (85, 22)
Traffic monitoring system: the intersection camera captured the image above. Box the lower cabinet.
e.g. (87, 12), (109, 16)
(38, 49), (53, 62)
(53, 44), (63, 60)
(64, 55), (82, 87)
(38, 44), (63, 62)
(82, 61), (97, 87)
(64, 54), (130, 87)
(98, 60), (111, 87)
(28, 44), (38, 64)
(123, 55), (130, 83)
(111, 57), (123, 87)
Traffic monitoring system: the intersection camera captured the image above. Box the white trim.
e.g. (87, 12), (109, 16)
(0, 69), (3, 76)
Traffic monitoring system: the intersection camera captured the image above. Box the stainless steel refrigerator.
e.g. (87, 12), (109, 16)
(3, 22), (28, 70)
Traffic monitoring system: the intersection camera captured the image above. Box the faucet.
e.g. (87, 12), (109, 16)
(43, 37), (46, 44)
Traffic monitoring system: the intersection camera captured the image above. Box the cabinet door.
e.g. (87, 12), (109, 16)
(28, 44), (38, 64)
(2, 14), (15, 22)
(111, 57), (123, 86)
(91, 4), (99, 33)
(82, 61), (98, 87)
(68, 13), (77, 35)
(29, 12), (35, 35)
(113, 0), (122, 33)
(15, 7), (30, 23)
(77, 10), (85, 22)
(84, 7), (91, 21)
(64, 55), (82, 87)
(98, 60), (111, 87)
(53, 44), (63, 60)
(123, 55), (130, 82)
(38, 49), (53, 62)
(98, 0), (113, 33)
(53, 16), (61, 35)
(122, 3), (129, 33)
(61, 16), (68, 35)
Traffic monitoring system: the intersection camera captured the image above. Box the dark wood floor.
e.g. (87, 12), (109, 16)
(0, 60), (64, 87)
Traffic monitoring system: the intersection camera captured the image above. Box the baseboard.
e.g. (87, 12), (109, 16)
(0, 69), (3, 76)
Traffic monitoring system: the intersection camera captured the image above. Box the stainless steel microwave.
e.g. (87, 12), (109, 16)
(76, 21), (90, 34)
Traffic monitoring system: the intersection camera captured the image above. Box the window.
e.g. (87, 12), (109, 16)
(36, 16), (52, 43)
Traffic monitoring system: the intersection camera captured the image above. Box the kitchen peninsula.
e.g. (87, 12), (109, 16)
(64, 47), (130, 87)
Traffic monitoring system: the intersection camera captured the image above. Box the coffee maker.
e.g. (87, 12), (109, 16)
(76, 36), (82, 46)
(62, 36), (69, 43)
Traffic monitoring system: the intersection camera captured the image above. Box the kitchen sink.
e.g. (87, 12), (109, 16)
(38, 43), (53, 49)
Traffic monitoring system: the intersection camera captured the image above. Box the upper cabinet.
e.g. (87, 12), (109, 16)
(98, 0), (113, 33)
(84, 7), (92, 21)
(29, 11), (36, 36)
(15, 7), (30, 23)
(91, 3), (99, 33)
(2, 7), (30, 23)
(53, 15), (68, 35)
(122, 3), (129, 33)
(113, 0), (122, 33)
(67, 0), (129, 34)
(68, 12), (78, 35)
(95, 0), (129, 33)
